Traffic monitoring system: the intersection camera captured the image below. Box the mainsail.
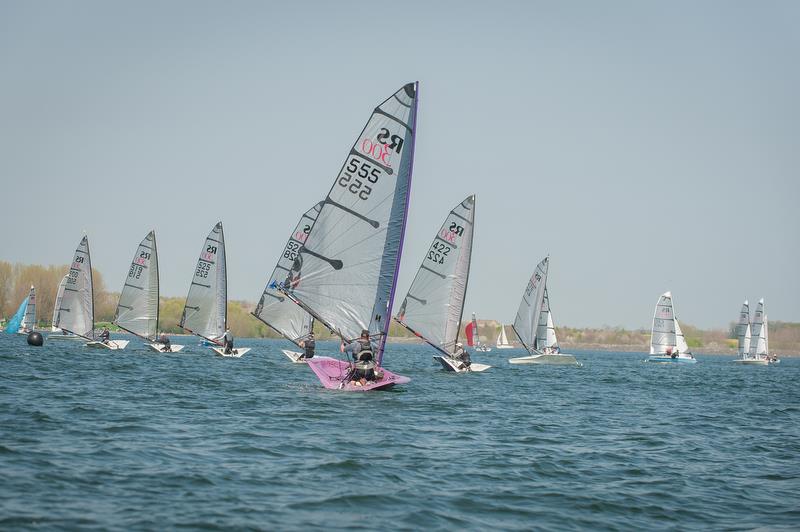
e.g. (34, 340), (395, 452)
(282, 82), (418, 365)
(535, 288), (558, 351)
(649, 292), (676, 355)
(737, 300), (751, 357)
(750, 299), (767, 356)
(180, 222), (227, 341)
(496, 325), (511, 347)
(674, 319), (690, 354)
(253, 203), (322, 345)
(56, 236), (95, 338)
(465, 313), (477, 347)
(395, 195), (476, 355)
(51, 275), (67, 331)
(513, 257), (549, 353)
(19, 286), (36, 332)
(114, 231), (159, 340)
(4, 295), (28, 334)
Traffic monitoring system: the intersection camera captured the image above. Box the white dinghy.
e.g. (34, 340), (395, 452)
(113, 231), (184, 353)
(495, 325), (513, 349)
(180, 222), (250, 357)
(509, 257), (581, 366)
(395, 195), (490, 373)
(745, 299), (778, 364)
(253, 203), (322, 363)
(733, 300), (765, 365)
(647, 292), (696, 363)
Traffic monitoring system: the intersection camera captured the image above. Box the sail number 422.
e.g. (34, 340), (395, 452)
(338, 156), (380, 200)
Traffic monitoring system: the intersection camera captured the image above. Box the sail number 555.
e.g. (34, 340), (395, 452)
(338, 156), (381, 200)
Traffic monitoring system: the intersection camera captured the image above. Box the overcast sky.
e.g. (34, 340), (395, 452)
(1, 1), (797, 329)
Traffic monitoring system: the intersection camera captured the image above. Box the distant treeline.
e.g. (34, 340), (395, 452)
(2, 261), (798, 349)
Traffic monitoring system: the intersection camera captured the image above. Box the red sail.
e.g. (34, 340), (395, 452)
(465, 321), (476, 347)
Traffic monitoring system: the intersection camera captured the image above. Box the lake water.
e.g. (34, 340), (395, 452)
(2, 336), (798, 530)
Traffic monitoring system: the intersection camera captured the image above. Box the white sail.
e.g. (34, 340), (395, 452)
(512, 257), (549, 353)
(675, 319), (690, 354)
(56, 235), (94, 338)
(736, 300), (751, 357)
(19, 286), (36, 332)
(180, 222), (227, 340)
(395, 195), (475, 355)
(284, 83), (418, 365)
(650, 291), (676, 355)
(114, 231), (159, 340)
(496, 325), (511, 347)
(534, 288), (559, 351)
(750, 298), (766, 357)
(253, 203), (322, 345)
(51, 275), (67, 331)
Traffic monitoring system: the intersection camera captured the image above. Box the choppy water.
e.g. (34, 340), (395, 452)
(1, 335), (798, 530)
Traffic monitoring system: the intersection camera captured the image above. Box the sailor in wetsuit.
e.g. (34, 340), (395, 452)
(99, 327), (111, 344)
(221, 328), (234, 354)
(452, 342), (471, 370)
(158, 333), (172, 352)
(298, 332), (315, 360)
(342, 329), (376, 384)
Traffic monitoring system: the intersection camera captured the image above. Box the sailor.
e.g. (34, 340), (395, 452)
(298, 332), (315, 359)
(158, 333), (172, 352)
(99, 326), (110, 344)
(342, 329), (376, 383)
(221, 328), (234, 354)
(452, 342), (471, 370)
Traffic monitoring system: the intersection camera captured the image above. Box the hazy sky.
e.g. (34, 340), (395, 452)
(1, 1), (798, 330)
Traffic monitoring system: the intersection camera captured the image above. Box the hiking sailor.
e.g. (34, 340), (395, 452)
(99, 326), (111, 344)
(221, 328), (234, 354)
(158, 333), (172, 352)
(342, 329), (377, 383)
(452, 342), (471, 370)
(298, 332), (315, 360)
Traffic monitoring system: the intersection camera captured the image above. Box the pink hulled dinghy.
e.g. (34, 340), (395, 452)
(306, 357), (410, 391)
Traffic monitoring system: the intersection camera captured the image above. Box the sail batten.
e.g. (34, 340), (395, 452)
(395, 195), (476, 355)
(113, 231), (159, 341)
(180, 222), (226, 340)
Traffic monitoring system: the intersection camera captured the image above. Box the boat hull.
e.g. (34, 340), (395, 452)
(433, 355), (491, 373)
(306, 356), (410, 391)
(85, 340), (130, 350)
(212, 347), (250, 358)
(47, 334), (83, 341)
(495, 345), (513, 349)
(647, 355), (697, 364)
(509, 353), (581, 366)
(146, 343), (185, 353)
(733, 358), (769, 365)
(282, 349), (307, 363)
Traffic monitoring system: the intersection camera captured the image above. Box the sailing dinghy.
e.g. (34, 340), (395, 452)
(252, 203), (322, 363)
(647, 291), (696, 363)
(279, 82), (418, 391)
(395, 195), (490, 373)
(48, 275), (81, 340)
(733, 300), (764, 365)
(496, 325), (513, 349)
(465, 313), (491, 352)
(509, 257), (581, 366)
(4, 286), (33, 334)
(113, 231), (183, 353)
(744, 298), (778, 364)
(179, 222), (250, 357)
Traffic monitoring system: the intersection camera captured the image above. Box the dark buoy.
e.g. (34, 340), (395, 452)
(27, 331), (44, 346)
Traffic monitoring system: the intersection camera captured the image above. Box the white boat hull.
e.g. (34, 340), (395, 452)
(85, 340), (130, 350)
(282, 349), (308, 363)
(646, 355), (697, 364)
(212, 346), (251, 358)
(47, 334), (83, 341)
(147, 343), (185, 353)
(433, 355), (491, 373)
(509, 353), (581, 366)
(734, 358), (769, 365)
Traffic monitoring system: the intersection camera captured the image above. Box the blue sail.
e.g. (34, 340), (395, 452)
(4, 297), (29, 334)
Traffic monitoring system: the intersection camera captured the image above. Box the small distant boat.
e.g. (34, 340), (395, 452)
(113, 231), (184, 353)
(495, 325), (513, 349)
(733, 300), (764, 365)
(395, 195), (490, 373)
(252, 203), (322, 363)
(5, 286), (34, 335)
(465, 313), (492, 352)
(279, 82), (418, 391)
(647, 291), (696, 363)
(735, 298), (778, 364)
(509, 257), (580, 366)
(179, 222), (250, 357)
(48, 275), (78, 339)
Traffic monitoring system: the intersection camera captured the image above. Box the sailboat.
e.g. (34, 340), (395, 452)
(495, 325), (513, 349)
(395, 195), (490, 373)
(278, 82), (418, 391)
(509, 257), (581, 365)
(48, 275), (81, 340)
(179, 222), (250, 357)
(747, 298), (778, 364)
(647, 291), (696, 363)
(465, 313), (491, 352)
(113, 231), (183, 353)
(4, 286), (33, 334)
(253, 203), (322, 363)
(733, 300), (764, 365)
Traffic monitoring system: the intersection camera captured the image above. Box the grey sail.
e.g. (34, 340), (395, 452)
(750, 298), (767, 356)
(114, 231), (159, 340)
(180, 222), (227, 340)
(736, 300), (751, 357)
(20, 286), (36, 331)
(395, 195), (476, 355)
(650, 292), (676, 355)
(56, 236), (94, 338)
(284, 82), (418, 365)
(535, 288), (558, 351)
(513, 257), (549, 353)
(51, 275), (67, 331)
(253, 203), (322, 345)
